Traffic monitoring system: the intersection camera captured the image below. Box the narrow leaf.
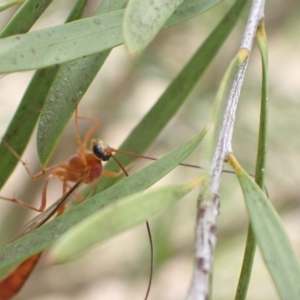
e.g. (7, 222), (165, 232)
(123, 0), (184, 54)
(0, 0), (23, 13)
(165, 0), (221, 27)
(228, 154), (300, 300)
(0, 10), (124, 73)
(0, 0), (52, 38)
(96, 0), (128, 14)
(36, 52), (110, 166)
(49, 176), (204, 263)
(255, 19), (268, 185)
(0, 67), (58, 189)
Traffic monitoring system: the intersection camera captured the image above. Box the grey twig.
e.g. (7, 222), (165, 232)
(187, 1), (265, 299)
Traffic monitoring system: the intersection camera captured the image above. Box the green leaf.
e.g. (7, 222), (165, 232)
(49, 176), (204, 263)
(165, 0), (222, 27)
(0, 0), (23, 13)
(123, 0), (184, 54)
(0, 0), (222, 73)
(228, 154), (300, 300)
(0, 10), (124, 73)
(0, 131), (207, 270)
(36, 52), (110, 167)
(65, 0), (88, 23)
(123, 0), (222, 55)
(255, 20), (268, 186)
(0, 66), (58, 189)
(0, 0), (52, 38)
(96, 0), (128, 14)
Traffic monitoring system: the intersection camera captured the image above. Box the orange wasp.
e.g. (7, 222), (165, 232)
(0, 107), (136, 300)
(0, 106), (202, 299)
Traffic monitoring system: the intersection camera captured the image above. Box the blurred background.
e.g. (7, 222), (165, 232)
(0, 0), (300, 299)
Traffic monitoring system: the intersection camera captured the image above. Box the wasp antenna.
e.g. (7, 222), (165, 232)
(111, 154), (129, 176)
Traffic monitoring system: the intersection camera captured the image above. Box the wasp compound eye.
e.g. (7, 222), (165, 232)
(92, 141), (112, 161)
